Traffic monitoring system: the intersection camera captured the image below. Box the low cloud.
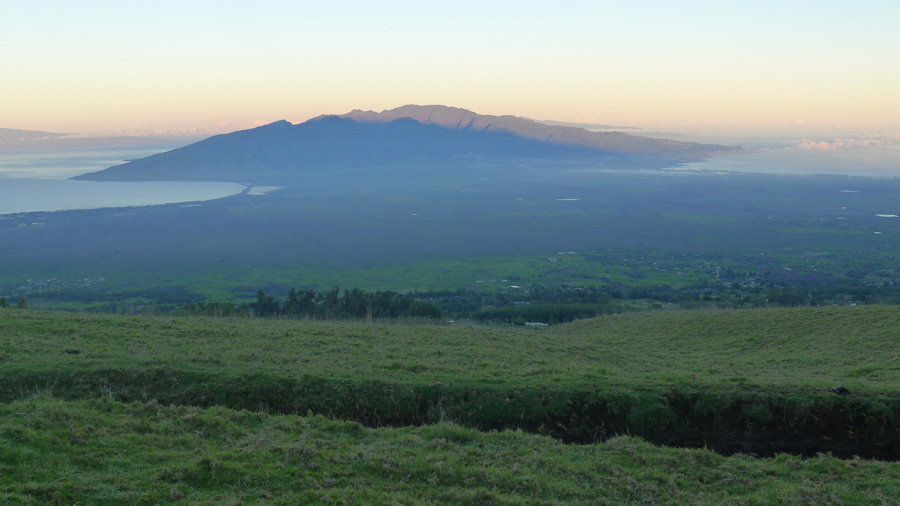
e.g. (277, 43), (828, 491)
(790, 135), (900, 152)
(102, 121), (254, 137)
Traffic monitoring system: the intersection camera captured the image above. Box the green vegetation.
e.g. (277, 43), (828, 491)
(4, 396), (898, 505)
(3, 306), (900, 459)
(5, 305), (900, 503)
(248, 287), (440, 320)
(178, 287), (442, 322)
(8, 305), (900, 392)
(473, 303), (613, 325)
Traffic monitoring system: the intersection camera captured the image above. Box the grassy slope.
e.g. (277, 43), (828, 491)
(4, 307), (900, 503)
(3, 397), (898, 506)
(552, 307), (900, 391)
(3, 306), (900, 454)
(3, 306), (900, 392)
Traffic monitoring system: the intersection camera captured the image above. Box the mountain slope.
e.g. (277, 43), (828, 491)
(338, 105), (739, 158)
(74, 105), (740, 183)
(74, 116), (612, 183)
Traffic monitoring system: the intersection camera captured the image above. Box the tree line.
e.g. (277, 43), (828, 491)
(0, 297), (26, 309)
(177, 287), (442, 321)
(473, 303), (618, 325)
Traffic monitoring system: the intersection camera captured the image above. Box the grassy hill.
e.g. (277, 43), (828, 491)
(3, 306), (900, 456)
(3, 306), (900, 503)
(3, 397), (897, 505)
(4, 306), (900, 391)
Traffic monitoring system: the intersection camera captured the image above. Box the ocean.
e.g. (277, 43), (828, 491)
(0, 143), (245, 215)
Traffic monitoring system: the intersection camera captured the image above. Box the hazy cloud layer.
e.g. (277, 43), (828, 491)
(791, 135), (900, 152)
(103, 119), (271, 138)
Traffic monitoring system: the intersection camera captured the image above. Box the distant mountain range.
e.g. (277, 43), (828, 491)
(333, 105), (736, 157)
(536, 120), (639, 131)
(74, 105), (741, 183)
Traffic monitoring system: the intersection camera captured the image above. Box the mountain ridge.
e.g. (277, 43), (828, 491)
(333, 105), (740, 158)
(74, 105), (740, 183)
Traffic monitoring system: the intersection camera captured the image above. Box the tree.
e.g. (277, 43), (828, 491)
(0, 297), (7, 308)
(284, 288), (301, 316)
(322, 286), (341, 318)
(16, 298), (27, 310)
(250, 289), (279, 317)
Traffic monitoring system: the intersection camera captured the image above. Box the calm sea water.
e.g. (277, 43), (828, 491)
(673, 149), (900, 177)
(0, 143), (245, 215)
(0, 179), (246, 215)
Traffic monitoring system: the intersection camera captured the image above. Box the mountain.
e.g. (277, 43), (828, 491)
(74, 106), (740, 183)
(337, 105), (739, 158)
(537, 119), (639, 131)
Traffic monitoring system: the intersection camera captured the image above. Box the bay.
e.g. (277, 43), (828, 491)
(0, 142), (245, 215)
(0, 178), (245, 215)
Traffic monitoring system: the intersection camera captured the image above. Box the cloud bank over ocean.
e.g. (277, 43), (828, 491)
(791, 134), (900, 152)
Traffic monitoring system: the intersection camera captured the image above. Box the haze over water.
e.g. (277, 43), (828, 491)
(674, 149), (900, 178)
(2, 139), (898, 217)
(0, 145), (245, 215)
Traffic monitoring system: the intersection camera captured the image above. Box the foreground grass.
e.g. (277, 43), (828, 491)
(2, 306), (900, 456)
(2, 397), (898, 506)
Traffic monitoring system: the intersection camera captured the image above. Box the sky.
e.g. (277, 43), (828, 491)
(2, 0), (899, 136)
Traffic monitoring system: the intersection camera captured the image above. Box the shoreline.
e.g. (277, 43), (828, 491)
(0, 178), (246, 216)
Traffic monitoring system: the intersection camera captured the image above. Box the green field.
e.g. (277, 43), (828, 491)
(4, 306), (900, 452)
(4, 397), (898, 505)
(4, 306), (900, 504)
(5, 305), (900, 391)
(4, 306), (900, 502)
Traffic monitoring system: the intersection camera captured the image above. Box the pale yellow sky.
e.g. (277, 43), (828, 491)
(2, 1), (899, 136)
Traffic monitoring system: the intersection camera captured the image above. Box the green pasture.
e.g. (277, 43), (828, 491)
(4, 306), (900, 392)
(2, 397), (896, 505)
(2, 306), (900, 456)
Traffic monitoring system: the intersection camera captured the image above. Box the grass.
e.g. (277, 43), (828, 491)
(4, 306), (900, 391)
(3, 306), (900, 459)
(553, 306), (900, 391)
(4, 306), (900, 503)
(3, 396), (899, 505)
